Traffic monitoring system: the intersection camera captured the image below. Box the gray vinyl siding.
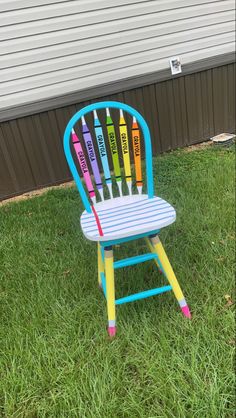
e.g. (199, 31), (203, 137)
(0, 0), (235, 111)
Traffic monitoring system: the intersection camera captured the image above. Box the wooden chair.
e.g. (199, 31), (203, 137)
(63, 101), (191, 337)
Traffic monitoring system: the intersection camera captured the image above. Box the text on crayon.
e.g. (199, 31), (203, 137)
(97, 135), (106, 157)
(87, 141), (95, 162)
(121, 133), (128, 154)
(109, 132), (118, 155)
(78, 151), (88, 173)
(133, 136), (140, 157)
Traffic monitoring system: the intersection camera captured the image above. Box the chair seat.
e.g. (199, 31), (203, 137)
(80, 194), (176, 242)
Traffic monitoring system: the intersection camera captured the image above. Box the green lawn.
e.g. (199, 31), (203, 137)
(0, 145), (235, 418)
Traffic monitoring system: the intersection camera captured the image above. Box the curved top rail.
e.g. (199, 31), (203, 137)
(63, 101), (154, 213)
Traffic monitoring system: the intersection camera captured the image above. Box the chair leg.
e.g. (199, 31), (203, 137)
(104, 246), (116, 336)
(144, 237), (163, 273)
(150, 235), (191, 318)
(97, 243), (104, 288)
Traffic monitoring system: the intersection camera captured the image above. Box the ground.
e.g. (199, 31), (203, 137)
(0, 145), (235, 417)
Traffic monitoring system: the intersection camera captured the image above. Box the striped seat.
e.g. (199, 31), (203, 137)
(81, 195), (176, 241)
(63, 101), (191, 337)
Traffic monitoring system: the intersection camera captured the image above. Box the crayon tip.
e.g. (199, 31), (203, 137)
(71, 127), (75, 134)
(81, 115), (86, 125)
(117, 181), (122, 196)
(98, 188), (104, 201)
(107, 182), (113, 198)
(181, 305), (192, 319)
(127, 181), (132, 195)
(133, 116), (137, 123)
(120, 109), (124, 117)
(93, 109), (98, 119)
(106, 108), (110, 116)
(137, 185), (142, 194)
(108, 326), (116, 337)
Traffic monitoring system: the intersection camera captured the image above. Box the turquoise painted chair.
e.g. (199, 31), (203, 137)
(63, 101), (191, 337)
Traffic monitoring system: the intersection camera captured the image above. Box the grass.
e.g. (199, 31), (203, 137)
(0, 145), (235, 418)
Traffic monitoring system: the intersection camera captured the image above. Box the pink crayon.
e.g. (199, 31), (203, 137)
(81, 116), (104, 201)
(71, 128), (96, 203)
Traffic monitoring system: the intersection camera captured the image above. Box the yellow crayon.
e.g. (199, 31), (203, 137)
(119, 109), (132, 194)
(132, 117), (143, 194)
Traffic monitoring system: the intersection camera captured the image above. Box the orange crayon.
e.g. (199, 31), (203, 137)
(131, 117), (143, 194)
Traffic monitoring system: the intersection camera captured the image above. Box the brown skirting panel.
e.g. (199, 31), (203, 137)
(0, 62), (235, 201)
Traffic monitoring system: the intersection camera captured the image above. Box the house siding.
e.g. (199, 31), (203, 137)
(0, 0), (235, 112)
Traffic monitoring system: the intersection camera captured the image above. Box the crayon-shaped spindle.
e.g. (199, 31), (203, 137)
(71, 128), (96, 204)
(131, 116), (143, 194)
(81, 116), (104, 201)
(119, 109), (132, 194)
(106, 108), (122, 196)
(93, 110), (113, 198)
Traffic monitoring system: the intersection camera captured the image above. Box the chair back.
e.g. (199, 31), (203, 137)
(63, 101), (154, 213)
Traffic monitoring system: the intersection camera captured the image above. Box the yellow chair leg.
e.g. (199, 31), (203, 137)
(104, 246), (116, 336)
(144, 237), (163, 273)
(97, 243), (104, 288)
(150, 235), (191, 318)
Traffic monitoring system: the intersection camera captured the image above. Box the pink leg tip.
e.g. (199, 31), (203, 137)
(108, 326), (116, 337)
(181, 305), (192, 319)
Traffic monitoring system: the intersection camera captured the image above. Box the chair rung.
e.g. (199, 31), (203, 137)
(115, 285), (172, 305)
(114, 253), (157, 269)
